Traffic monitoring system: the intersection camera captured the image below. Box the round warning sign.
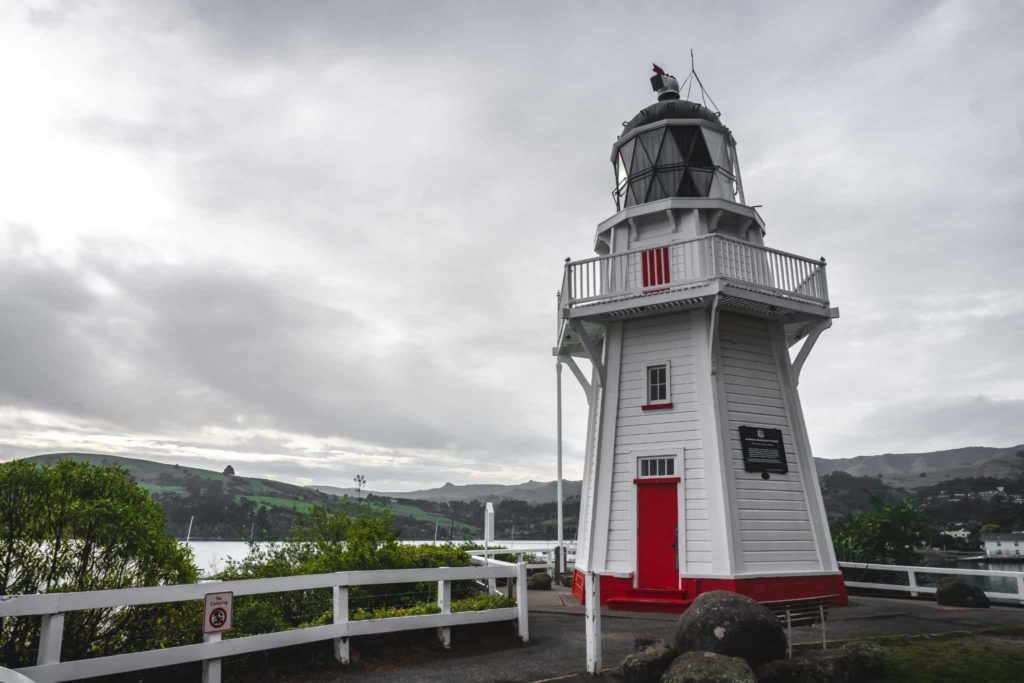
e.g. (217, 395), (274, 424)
(203, 591), (233, 634)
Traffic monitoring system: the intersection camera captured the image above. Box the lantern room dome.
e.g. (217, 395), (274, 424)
(622, 99), (721, 135)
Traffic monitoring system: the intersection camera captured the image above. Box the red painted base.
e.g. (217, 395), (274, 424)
(571, 569), (849, 612)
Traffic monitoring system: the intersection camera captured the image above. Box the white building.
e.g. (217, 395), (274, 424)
(941, 529), (971, 541)
(554, 66), (846, 612)
(981, 533), (1024, 558)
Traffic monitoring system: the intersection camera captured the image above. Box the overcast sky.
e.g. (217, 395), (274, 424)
(1, 1), (1022, 490)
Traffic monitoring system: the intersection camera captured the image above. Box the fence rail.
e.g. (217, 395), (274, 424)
(838, 561), (1024, 605)
(560, 233), (828, 312)
(2, 563), (529, 683)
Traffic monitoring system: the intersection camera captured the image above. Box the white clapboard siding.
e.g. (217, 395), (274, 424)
(718, 313), (820, 572)
(605, 312), (704, 574)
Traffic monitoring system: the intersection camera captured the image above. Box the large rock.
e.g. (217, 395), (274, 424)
(754, 641), (884, 683)
(935, 577), (990, 608)
(527, 571), (552, 590)
(660, 651), (756, 683)
(621, 638), (675, 683)
(673, 591), (786, 668)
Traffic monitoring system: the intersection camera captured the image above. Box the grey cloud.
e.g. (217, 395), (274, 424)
(848, 395), (1024, 455)
(4, 1), (1024, 488)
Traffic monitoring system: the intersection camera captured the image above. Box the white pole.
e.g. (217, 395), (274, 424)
(556, 360), (564, 576)
(585, 570), (601, 674)
(186, 515), (194, 544)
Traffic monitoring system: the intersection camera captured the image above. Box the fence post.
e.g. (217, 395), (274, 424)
(437, 577), (452, 649)
(1016, 575), (1024, 606)
(201, 632), (221, 683)
(516, 561), (529, 644)
(585, 571), (601, 674)
(908, 569), (919, 598)
(37, 613), (64, 666)
(333, 586), (350, 664)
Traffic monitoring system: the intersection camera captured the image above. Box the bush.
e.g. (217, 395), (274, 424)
(0, 459), (198, 668)
(218, 506), (481, 638)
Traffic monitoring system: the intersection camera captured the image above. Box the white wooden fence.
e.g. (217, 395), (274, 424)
(1, 562), (529, 683)
(839, 561), (1024, 604)
(466, 546), (553, 572)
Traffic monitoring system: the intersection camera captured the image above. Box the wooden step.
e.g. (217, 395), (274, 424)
(606, 591), (691, 613)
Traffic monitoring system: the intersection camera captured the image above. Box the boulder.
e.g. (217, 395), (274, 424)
(660, 651), (756, 683)
(673, 591), (786, 668)
(754, 641), (884, 683)
(527, 571), (552, 590)
(621, 638), (675, 683)
(935, 577), (990, 608)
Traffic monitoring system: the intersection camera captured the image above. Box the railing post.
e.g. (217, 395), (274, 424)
(516, 561), (529, 644)
(908, 569), (919, 598)
(1016, 575), (1024, 606)
(333, 585), (350, 664)
(437, 577), (452, 649)
(37, 613), (64, 666)
(201, 632), (221, 683)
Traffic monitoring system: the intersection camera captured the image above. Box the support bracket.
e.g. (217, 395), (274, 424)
(707, 295), (721, 375)
(791, 318), (832, 386)
(568, 319), (605, 387)
(559, 354), (593, 402)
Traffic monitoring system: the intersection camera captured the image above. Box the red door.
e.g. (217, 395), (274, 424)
(636, 479), (679, 589)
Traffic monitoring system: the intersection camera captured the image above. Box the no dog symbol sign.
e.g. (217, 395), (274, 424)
(203, 591), (233, 634)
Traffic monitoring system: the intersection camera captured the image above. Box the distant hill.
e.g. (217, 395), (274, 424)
(24, 453), (338, 540)
(19, 444), (1024, 539)
(812, 445), (1024, 490)
(310, 479), (584, 505)
(27, 452), (325, 503)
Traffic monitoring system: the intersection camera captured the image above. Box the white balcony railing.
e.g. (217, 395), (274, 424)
(559, 234), (828, 314)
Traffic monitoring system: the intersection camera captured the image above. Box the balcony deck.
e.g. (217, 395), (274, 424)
(555, 234), (833, 357)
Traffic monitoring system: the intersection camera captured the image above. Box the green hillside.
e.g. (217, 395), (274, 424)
(21, 453), (493, 540)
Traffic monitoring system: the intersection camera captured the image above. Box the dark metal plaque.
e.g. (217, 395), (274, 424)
(739, 426), (788, 474)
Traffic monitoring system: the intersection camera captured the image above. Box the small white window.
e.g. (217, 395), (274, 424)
(646, 362), (670, 405)
(638, 456), (675, 478)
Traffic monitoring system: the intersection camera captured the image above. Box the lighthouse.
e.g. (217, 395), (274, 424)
(555, 65), (847, 616)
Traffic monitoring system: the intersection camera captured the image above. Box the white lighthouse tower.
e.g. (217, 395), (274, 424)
(555, 65), (847, 615)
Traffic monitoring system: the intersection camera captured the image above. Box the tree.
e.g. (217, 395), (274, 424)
(223, 464), (235, 476)
(830, 498), (928, 564)
(0, 459), (198, 667)
(980, 523), (1003, 534)
(353, 474), (367, 501)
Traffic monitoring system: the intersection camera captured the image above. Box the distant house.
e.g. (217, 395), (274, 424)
(941, 529), (971, 540)
(980, 532), (1024, 558)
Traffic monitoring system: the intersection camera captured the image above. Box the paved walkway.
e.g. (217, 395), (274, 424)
(297, 587), (1024, 682)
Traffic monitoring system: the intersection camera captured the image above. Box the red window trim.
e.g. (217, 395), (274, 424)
(641, 402), (673, 411)
(633, 476), (681, 485)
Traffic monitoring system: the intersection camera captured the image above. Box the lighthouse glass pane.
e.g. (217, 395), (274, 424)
(656, 128), (685, 167)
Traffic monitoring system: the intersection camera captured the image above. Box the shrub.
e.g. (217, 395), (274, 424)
(218, 506), (478, 638)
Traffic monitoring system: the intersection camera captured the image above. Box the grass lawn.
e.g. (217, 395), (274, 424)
(239, 495), (318, 512)
(138, 483), (186, 494)
(880, 628), (1024, 682)
(365, 501), (480, 536)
